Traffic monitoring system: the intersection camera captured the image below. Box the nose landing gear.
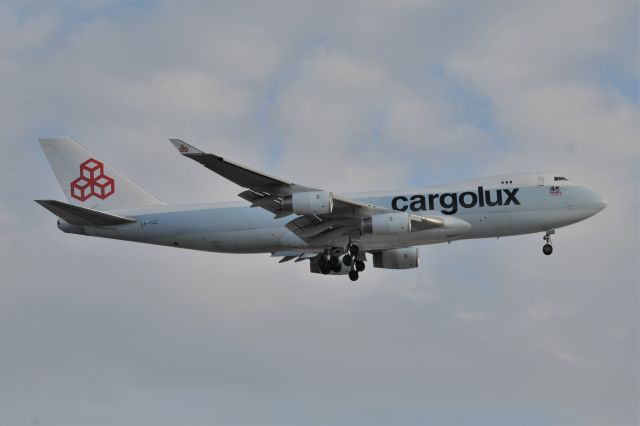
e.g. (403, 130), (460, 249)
(542, 229), (555, 255)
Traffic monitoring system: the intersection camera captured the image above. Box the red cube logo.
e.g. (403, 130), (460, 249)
(69, 158), (115, 202)
(80, 159), (104, 181)
(92, 175), (115, 199)
(70, 177), (93, 201)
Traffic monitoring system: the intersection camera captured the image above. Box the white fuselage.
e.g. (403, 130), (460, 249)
(58, 173), (606, 254)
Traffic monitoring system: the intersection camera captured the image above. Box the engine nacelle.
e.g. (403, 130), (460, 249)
(373, 248), (419, 269)
(361, 212), (411, 235)
(282, 191), (334, 215)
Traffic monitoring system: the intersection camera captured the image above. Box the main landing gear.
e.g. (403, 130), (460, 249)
(345, 243), (365, 282)
(316, 243), (366, 281)
(542, 229), (555, 256)
(318, 255), (342, 274)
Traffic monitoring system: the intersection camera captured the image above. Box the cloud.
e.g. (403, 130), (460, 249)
(0, 1), (637, 425)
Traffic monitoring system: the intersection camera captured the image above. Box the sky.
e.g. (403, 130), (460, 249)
(0, 0), (638, 425)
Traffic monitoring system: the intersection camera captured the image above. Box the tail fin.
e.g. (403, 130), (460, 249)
(38, 138), (164, 210)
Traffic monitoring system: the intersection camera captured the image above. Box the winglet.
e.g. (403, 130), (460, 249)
(169, 139), (203, 155)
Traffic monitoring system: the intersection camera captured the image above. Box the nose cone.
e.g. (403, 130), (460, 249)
(593, 191), (607, 212)
(597, 198), (607, 211)
(582, 188), (606, 218)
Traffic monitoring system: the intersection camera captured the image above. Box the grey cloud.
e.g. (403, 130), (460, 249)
(0, 1), (637, 425)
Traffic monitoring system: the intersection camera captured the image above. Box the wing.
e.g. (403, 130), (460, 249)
(169, 139), (443, 240)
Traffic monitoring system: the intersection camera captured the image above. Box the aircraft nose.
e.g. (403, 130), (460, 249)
(591, 190), (607, 212)
(598, 198), (607, 211)
(595, 192), (607, 211)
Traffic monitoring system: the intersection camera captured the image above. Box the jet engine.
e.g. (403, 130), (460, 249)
(361, 212), (411, 235)
(282, 191), (334, 215)
(372, 248), (419, 269)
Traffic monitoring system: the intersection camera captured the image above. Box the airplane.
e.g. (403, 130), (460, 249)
(36, 138), (607, 281)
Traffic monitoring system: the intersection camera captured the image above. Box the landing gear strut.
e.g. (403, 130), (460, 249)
(542, 229), (555, 256)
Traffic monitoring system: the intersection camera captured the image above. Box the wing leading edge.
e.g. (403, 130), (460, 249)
(169, 139), (444, 240)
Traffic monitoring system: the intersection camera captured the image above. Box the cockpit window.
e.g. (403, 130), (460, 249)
(554, 177), (568, 181)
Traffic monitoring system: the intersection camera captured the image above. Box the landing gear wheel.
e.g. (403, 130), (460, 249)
(343, 254), (353, 267)
(317, 255), (331, 274)
(348, 270), (359, 282)
(542, 229), (555, 256)
(328, 255), (341, 273)
(355, 260), (365, 272)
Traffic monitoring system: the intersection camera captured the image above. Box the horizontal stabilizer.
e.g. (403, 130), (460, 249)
(35, 200), (136, 227)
